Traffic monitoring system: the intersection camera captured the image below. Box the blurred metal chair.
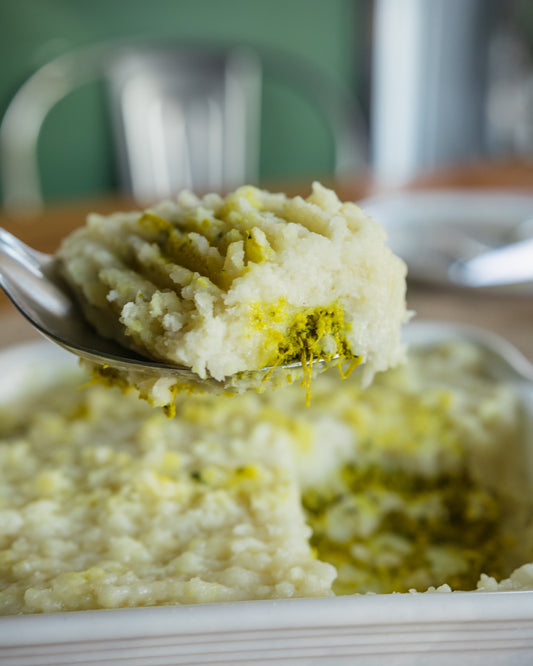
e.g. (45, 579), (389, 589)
(0, 40), (366, 209)
(106, 44), (262, 201)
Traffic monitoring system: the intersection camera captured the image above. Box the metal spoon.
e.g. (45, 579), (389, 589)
(0, 226), (309, 385)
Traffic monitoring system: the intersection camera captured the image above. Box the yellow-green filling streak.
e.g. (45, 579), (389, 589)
(303, 464), (513, 595)
(252, 301), (361, 406)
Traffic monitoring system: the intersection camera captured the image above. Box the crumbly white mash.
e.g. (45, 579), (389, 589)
(0, 341), (532, 615)
(57, 183), (408, 405)
(0, 382), (335, 614)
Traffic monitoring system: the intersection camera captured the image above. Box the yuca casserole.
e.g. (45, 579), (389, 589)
(1, 340), (532, 615)
(57, 183), (408, 410)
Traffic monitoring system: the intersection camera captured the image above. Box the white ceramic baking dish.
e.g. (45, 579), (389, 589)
(1, 321), (533, 666)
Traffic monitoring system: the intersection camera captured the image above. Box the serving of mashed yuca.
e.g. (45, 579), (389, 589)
(57, 183), (408, 408)
(0, 379), (336, 615)
(1, 340), (532, 615)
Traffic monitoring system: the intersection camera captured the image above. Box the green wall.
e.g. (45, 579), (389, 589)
(0, 0), (362, 204)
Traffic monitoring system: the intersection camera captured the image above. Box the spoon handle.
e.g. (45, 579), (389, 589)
(0, 226), (52, 276)
(0, 226), (71, 319)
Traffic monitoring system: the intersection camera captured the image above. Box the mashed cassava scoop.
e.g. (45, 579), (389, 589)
(58, 183), (408, 409)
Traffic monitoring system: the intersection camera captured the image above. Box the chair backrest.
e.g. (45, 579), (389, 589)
(106, 44), (262, 201)
(0, 41), (366, 210)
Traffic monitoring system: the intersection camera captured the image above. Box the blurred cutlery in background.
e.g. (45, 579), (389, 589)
(449, 237), (533, 288)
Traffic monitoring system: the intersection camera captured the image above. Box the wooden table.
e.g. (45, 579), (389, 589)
(1, 160), (533, 361)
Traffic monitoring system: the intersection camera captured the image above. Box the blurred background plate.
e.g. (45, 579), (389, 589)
(359, 188), (533, 293)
